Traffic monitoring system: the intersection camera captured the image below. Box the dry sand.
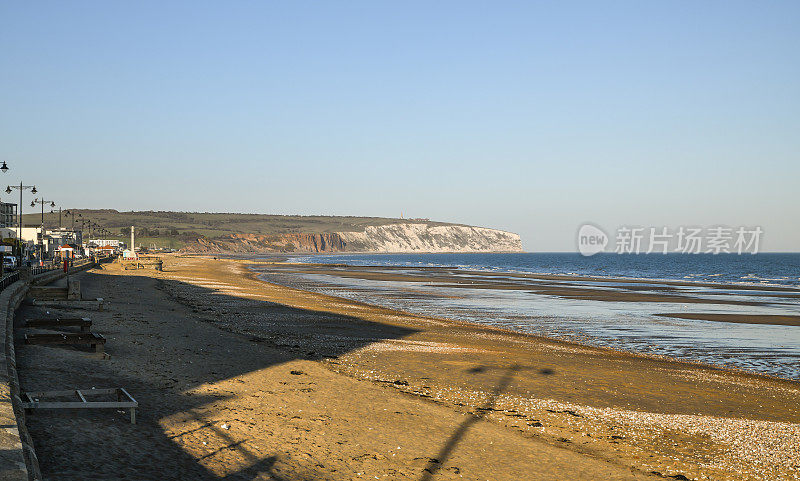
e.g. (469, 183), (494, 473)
(14, 256), (800, 480)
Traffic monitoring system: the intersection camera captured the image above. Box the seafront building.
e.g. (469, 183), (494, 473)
(0, 202), (15, 228)
(0, 228), (16, 240)
(85, 239), (125, 256)
(18, 227), (84, 259)
(90, 239), (122, 248)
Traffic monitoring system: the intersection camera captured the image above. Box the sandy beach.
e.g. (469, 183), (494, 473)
(15, 256), (800, 480)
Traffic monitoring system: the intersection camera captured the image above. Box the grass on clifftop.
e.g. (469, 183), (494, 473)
(22, 210), (463, 248)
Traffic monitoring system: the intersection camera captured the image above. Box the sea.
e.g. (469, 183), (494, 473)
(255, 253), (800, 381)
(289, 252), (800, 288)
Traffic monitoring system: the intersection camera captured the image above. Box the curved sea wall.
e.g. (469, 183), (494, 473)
(0, 279), (35, 480)
(184, 224), (523, 254)
(0, 262), (97, 480)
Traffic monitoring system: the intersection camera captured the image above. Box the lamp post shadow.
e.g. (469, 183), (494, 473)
(419, 363), (523, 481)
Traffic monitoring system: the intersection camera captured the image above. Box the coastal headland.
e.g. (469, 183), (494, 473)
(22, 210), (524, 254)
(16, 256), (800, 480)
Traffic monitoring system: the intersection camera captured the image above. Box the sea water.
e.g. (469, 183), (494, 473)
(255, 253), (800, 380)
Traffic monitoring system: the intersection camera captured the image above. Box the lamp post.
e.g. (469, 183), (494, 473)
(51, 207), (62, 229)
(31, 198), (55, 262)
(77, 217), (87, 252)
(62, 210), (81, 250)
(63, 210), (77, 229)
(0, 161), (9, 275)
(6, 183), (36, 267)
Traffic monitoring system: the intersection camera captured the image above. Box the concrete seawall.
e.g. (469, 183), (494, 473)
(0, 278), (33, 480)
(0, 262), (98, 480)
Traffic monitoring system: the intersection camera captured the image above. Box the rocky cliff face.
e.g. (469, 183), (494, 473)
(187, 233), (347, 254)
(183, 223), (522, 254)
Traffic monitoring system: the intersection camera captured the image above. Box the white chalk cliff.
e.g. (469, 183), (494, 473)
(336, 223), (522, 253)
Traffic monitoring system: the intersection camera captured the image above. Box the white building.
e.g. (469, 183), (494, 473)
(19, 227), (83, 258)
(48, 228), (81, 245)
(91, 239), (122, 248)
(19, 227), (41, 243)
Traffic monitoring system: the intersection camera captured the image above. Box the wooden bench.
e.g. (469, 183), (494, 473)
(25, 317), (92, 332)
(22, 388), (138, 424)
(24, 332), (106, 353)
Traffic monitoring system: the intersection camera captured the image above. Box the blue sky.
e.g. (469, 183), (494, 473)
(1, 1), (798, 251)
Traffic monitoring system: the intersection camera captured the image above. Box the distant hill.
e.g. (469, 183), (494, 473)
(22, 210), (522, 253)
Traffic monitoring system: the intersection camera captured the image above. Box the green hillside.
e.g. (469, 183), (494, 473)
(19, 210), (453, 249)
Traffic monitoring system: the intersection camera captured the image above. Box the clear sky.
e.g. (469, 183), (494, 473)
(1, 1), (798, 251)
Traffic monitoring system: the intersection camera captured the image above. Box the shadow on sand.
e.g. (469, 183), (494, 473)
(16, 270), (421, 480)
(16, 269), (554, 480)
(418, 364), (556, 481)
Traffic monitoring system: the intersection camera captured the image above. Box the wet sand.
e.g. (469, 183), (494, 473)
(15, 256), (800, 480)
(272, 262), (800, 292)
(263, 262), (800, 324)
(655, 313), (800, 326)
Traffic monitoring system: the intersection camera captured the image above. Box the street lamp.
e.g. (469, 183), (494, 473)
(6, 183), (36, 267)
(0, 162), (8, 275)
(0, 162), (8, 228)
(31, 198), (56, 262)
(51, 207), (63, 229)
(63, 209), (77, 229)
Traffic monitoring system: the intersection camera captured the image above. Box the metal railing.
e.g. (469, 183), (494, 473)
(0, 271), (20, 292)
(0, 257), (96, 294)
(27, 257), (95, 278)
(30, 265), (60, 277)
